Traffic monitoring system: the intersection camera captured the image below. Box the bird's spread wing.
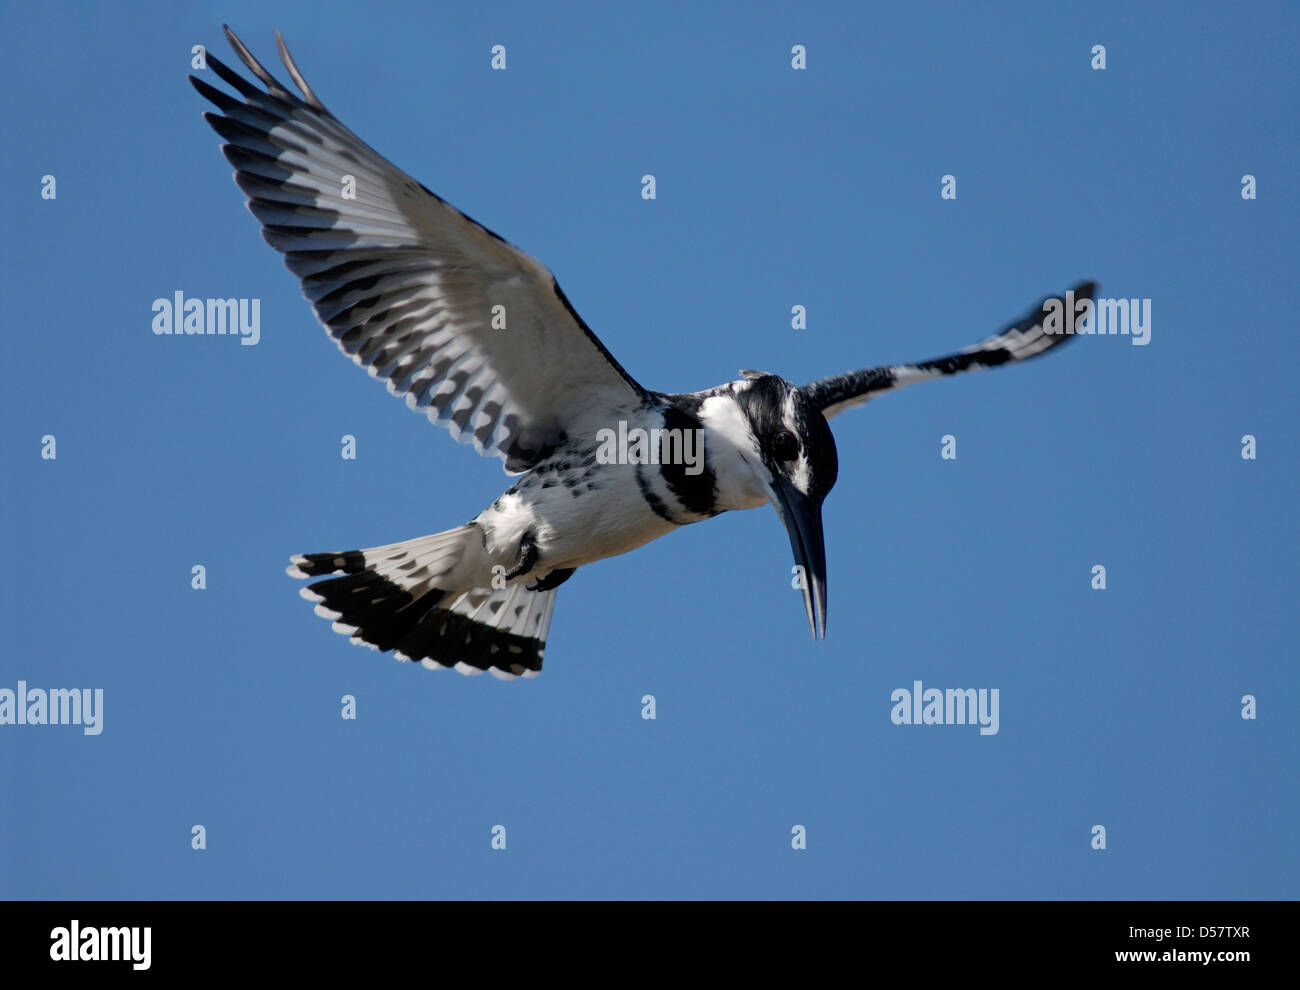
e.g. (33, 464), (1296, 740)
(803, 281), (1096, 419)
(191, 27), (649, 473)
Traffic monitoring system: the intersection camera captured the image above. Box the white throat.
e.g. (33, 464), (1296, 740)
(697, 392), (769, 511)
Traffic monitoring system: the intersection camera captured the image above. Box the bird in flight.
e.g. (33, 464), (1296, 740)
(192, 27), (1094, 680)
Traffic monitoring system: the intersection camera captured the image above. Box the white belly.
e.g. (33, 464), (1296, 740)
(473, 460), (685, 580)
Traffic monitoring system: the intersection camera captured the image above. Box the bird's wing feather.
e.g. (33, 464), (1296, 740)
(803, 281), (1096, 419)
(192, 26), (649, 473)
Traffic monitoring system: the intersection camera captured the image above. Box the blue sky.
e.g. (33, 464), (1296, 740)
(2, 0), (1296, 899)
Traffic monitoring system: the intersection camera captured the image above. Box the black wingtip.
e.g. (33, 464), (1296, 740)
(222, 24), (294, 98)
(189, 74), (238, 113)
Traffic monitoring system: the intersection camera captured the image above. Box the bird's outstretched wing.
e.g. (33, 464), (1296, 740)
(802, 281), (1096, 419)
(191, 27), (650, 473)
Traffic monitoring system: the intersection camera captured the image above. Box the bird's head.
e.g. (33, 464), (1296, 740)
(731, 372), (839, 639)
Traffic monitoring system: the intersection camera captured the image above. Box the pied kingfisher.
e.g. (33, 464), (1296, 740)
(193, 28), (1095, 680)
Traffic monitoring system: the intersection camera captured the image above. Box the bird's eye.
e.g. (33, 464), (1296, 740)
(772, 430), (799, 461)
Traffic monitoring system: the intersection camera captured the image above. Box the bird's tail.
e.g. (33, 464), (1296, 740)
(286, 525), (558, 679)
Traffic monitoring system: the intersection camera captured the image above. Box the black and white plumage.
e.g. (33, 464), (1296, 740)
(192, 28), (1095, 680)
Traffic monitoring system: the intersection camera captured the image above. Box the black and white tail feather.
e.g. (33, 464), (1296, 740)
(288, 527), (556, 680)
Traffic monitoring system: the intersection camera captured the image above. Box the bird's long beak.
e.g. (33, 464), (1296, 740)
(770, 477), (828, 639)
